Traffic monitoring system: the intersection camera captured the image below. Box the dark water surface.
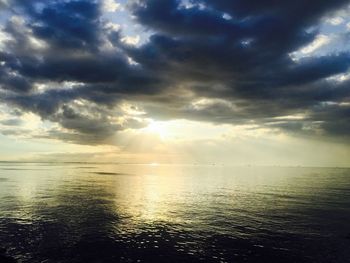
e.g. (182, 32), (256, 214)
(0, 163), (350, 262)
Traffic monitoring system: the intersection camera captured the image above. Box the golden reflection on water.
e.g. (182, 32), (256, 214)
(2, 164), (349, 227)
(1, 163), (350, 262)
(1, 164), (192, 225)
(108, 165), (189, 225)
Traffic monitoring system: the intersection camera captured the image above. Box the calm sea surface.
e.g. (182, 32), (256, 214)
(0, 163), (350, 262)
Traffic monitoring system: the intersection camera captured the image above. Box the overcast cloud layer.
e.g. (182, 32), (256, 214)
(0, 0), (350, 145)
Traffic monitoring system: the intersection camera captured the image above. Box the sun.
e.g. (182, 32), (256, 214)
(144, 120), (170, 139)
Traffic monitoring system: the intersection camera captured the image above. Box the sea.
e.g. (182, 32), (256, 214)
(0, 163), (350, 262)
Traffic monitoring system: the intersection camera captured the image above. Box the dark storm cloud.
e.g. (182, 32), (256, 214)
(0, 68), (32, 92)
(30, 0), (101, 49)
(0, 0), (350, 144)
(130, 0), (349, 84)
(132, 0), (244, 37)
(3, 89), (76, 116)
(10, 0), (101, 49)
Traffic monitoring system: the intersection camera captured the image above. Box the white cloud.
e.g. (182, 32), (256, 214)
(222, 13), (232, 20)
(325, 16), (345, 25)
(0, 29), (11, 51)
(127, 56), (139, 65)
(0, 0), (8, 7)
(336, 72), (350, 82)
(104, 22), (121, 31)
(102, 0), (121, 12)
(347, 22), (350, 30)
(121, 35), (140, 46)
(300, 34), (331, 54)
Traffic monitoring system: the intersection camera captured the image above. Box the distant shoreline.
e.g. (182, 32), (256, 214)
(0, 161), (349, 169)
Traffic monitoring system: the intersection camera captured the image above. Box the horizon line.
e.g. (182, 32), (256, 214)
(0, 161), (349, 169)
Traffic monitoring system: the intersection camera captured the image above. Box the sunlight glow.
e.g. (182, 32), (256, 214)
(144, 121), (170, 139)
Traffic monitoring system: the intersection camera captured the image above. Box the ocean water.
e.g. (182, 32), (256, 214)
(0, 163), (349, 263)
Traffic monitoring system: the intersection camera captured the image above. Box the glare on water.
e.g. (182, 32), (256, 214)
(0, 163), (350, 262)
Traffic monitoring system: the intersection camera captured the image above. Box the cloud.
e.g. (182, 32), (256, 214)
(300, 34), (331, 54)
(326, 16), (345, 25)
(121, 35), (140, 46)
(103, 0), (121, 13)
(0, 118), (22, 126)
(0, 0), (349, 145)
(0, 0), (8, 9)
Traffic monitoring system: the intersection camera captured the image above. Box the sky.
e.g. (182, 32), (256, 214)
(0, 0), (350, 166)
